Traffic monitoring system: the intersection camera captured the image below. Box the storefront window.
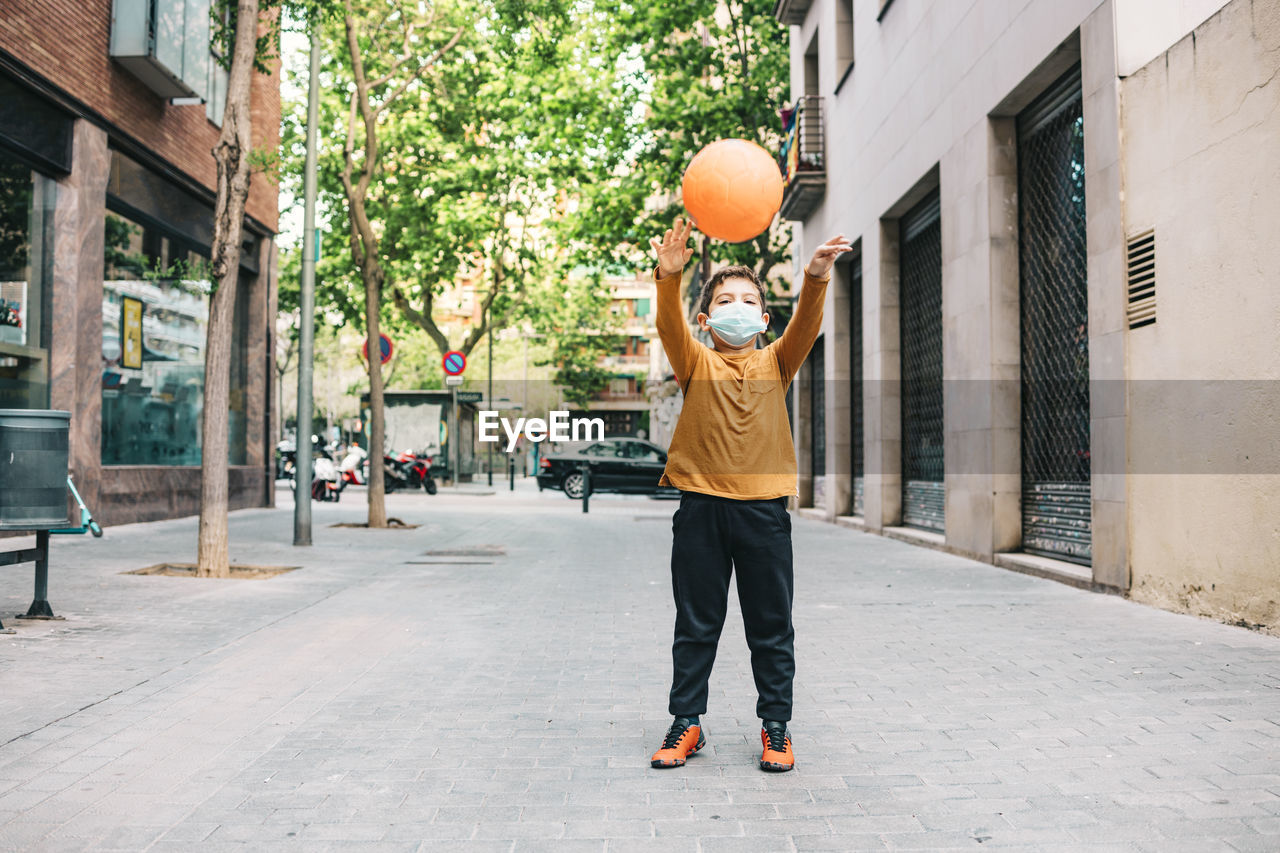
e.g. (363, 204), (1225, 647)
(0, 159), (52, 408)
(101, 209), (247, 465)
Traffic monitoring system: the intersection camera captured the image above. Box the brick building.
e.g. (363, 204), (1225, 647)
(0, 0), (280, 523)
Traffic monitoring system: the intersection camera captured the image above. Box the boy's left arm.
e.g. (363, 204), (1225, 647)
(770, 272), (829, 381)
(770, 234), (851, 380)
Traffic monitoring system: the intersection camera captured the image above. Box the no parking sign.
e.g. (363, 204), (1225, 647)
(442, 350), (466, 376)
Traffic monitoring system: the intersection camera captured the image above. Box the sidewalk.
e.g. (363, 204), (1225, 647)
(1, 486), (1278, 851)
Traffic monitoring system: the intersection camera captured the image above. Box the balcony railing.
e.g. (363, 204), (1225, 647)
(778, 96), (826, 221)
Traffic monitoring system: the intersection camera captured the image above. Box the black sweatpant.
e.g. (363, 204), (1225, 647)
(667, 491), (795, 723)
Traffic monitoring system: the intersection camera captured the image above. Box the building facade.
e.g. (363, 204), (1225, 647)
(565, 273), (663, 440)
(585, 274), (660, 438)
(0, 0), (280, 524)
(779, 0), (1280, 630)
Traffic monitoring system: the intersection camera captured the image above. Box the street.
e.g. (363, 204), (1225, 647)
(1, 483), (1279, 851)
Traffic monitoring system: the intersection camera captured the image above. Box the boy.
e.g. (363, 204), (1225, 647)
(648, 216), (851, 772)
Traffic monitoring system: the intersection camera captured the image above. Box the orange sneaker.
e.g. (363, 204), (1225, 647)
(760, 722), (794, 772)
(650, 717), (705, 768)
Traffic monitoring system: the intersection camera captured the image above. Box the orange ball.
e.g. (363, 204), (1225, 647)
(681, 139), (783, 243)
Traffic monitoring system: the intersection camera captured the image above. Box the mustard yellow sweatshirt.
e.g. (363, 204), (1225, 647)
(654, 267), (828, 500)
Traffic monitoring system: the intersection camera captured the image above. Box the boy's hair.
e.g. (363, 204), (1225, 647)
(698, 265), (768, 316)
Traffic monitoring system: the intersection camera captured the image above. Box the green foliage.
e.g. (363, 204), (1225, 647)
(524, 269), (622, 409)
(103, 213), (213, 290)
(566, 0), (793, 293)
(0, 162), (31, 275)
(280, 0), (636, 401)
(277, 0), (791, 404)
(212, 0), (345, 73)
(247, 145), (281, 185)
(277, 242), (301, 316)
(102, 213), (145, 278)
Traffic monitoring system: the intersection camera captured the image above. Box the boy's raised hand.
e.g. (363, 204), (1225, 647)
(650, 216), (695, 278)
(805, 234), (854, 278)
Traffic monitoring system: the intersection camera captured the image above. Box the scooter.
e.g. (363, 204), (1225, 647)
(276, 439), (296, 481)
(311, 453), (342, 502)
(338, 445), (368, 487)
(50, 476), (103, 537)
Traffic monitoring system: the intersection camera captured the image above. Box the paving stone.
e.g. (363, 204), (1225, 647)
(511, 840), (604, 853)
(0, 488), (1277, 850)
(603, 838), (697, 853)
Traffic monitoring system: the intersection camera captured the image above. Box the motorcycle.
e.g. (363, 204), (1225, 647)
(381, 453), (412, 493)
(332, 445), (432, 495)
(388, 449), (438, 495)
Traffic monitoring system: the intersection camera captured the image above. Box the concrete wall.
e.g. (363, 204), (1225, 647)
(783, 0), (1279, 624)
(786, 0), (1129, 585)
(1113, 0), (1232, 76)
(1121, 0), (1280, 630)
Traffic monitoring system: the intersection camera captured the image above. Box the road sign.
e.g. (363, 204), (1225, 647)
(445, 375), (464, 386)
(456, 391), (483, 404)
(442, 350), (466, 375)
(361, 334), (393, 365)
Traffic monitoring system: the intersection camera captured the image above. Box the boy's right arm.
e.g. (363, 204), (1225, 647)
(654, 266), (697, 385)
(650, 217), (698, 385)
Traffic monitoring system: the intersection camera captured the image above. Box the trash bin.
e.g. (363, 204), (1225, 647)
(0, 409), (70, 530)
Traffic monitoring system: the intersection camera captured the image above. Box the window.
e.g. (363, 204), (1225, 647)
(206, 4), (229, 125)
(623, 442), (664, 462)
(804, 30), (820, 97)
(836, 0), (855, 91)
(809, 335), (825, 479)
(0, 159), (52, 409)
(110, 0), (212, 100)
(100, 209), (248, 465)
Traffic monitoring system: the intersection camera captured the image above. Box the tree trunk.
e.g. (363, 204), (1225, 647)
(197, 0), (259, 578)
(365, 264), (387, 527)
(338, 5), (461, 525)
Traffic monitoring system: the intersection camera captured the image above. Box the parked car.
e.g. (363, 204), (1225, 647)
(537, 437), (677, 499)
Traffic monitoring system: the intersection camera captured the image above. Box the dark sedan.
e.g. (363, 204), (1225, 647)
(536, 437), (677, 499)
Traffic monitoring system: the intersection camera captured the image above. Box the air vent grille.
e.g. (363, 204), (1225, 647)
(1126, 229), (1156, 329)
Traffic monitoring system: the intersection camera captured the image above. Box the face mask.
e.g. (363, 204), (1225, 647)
(706, 301), (767, 347)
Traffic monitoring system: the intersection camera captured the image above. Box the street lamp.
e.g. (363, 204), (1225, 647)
(293, 23), (320, 547)
(487, 304), (493, 486)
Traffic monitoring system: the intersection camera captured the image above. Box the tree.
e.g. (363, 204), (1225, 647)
(381, 1), (640, 401)
(569, 1), (792, 301)
(281, 0), (639, 486)
(524, 268), (622, 409)
(274, 244), (300, 443)
(197, 0), (341, 576)
(334, 0), (463, 525)
(196, 0), (266, 578)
